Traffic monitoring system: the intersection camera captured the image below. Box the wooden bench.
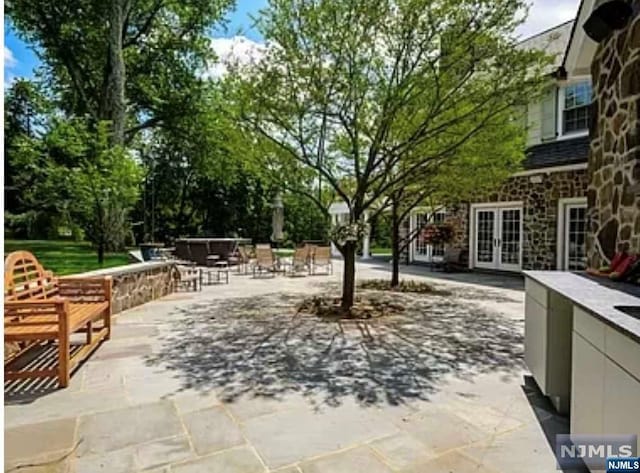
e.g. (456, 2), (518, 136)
(4, 251), (112, 388)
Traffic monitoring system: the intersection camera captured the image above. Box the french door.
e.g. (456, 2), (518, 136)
(412, 210), (446, 263)
(473, 205), (522, 271)
(559, 199), (587, 270)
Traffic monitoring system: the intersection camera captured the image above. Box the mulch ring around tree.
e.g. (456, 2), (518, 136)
(358, 279), (451, 295)
(296, 294), (407, 320)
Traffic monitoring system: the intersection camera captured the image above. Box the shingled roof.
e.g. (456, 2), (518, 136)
(523, 135), (590, 169)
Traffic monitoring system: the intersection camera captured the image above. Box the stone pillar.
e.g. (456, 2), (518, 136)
(361, 211), (371, 259)
(330, 214), (341, 257)
(587, 6), (640, 268)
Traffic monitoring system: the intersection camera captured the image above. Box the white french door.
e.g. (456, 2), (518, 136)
(411, 210), (446, 263)
(558, 199), (587, 270)
(473, 205), (523, 271)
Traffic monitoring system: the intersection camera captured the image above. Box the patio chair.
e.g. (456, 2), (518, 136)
(230, 245), (253, 273)
(287, 245), (311, 276)
(175, 266), (200, 291)
(442, 248), (469, 272)
(253, 246), (277, 278)
(311, 246), (333, 275)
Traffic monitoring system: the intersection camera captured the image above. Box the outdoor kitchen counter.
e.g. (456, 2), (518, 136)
(523, 271), (640, 470)
(524, 271), (640, 343)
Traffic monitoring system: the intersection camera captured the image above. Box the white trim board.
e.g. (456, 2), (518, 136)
(512, 163), (587, 177)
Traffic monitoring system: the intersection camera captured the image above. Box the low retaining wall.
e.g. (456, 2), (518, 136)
(73, 262), (176, 314)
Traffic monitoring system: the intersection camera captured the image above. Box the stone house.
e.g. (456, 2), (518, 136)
(405, 16), (599, 272)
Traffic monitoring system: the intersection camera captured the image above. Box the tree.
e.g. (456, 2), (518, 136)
(385, 112), (527, 286)
(68, 121), (142, 263)
(7, 0), (233, 145)
(229, 0), (551, 310)
(4, 80), (74, 238)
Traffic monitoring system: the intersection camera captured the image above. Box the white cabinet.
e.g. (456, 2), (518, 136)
(524, 277), (573, 413)
(603, 359), (640, 453)
(570, 306), (640, 472)
(571, 332), (605, 436)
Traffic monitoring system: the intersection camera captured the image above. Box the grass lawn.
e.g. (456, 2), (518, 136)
(370, 247), (392, 255)
(4, 240), (130, 276)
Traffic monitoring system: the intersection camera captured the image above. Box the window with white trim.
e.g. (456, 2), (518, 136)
(562, 81), (592, 134)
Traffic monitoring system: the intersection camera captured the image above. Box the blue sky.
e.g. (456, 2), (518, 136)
(4, 0), (579, 85)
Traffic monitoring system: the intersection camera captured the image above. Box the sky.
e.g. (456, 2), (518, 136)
(3, 0), (581, 86)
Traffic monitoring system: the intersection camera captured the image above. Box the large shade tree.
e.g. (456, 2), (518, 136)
(229, 0), (551, 310)
(7, 0), (233, 146)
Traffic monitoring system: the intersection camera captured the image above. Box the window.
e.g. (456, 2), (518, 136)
(562, 81), (592, 134)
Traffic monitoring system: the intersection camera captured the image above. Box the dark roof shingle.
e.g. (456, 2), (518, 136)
(524, 135), (590, 170)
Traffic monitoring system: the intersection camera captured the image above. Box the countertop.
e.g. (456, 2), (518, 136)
(524, 271), (640, 343)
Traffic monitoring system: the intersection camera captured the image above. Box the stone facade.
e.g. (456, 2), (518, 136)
(79, 262), (177, 314)
(485, 169), (589, 270)
(587, 5), (640, 268)
(401, 168), (588, 270)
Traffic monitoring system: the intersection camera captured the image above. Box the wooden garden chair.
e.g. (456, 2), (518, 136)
(253, 246), (277, 277)
(311, 246), (333, 275)
(287, 246), (311, 276)
(4, 251), (112, 388)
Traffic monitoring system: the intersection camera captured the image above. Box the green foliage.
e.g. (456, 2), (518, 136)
(6, 0), (234, 143)
(68, 121), (142, 255)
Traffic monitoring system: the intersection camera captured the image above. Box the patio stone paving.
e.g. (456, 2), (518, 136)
(4, 261), (583, 472)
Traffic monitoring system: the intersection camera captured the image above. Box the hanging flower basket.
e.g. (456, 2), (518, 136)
(420, 223), (455, 245)
(330, 222), (368, 247)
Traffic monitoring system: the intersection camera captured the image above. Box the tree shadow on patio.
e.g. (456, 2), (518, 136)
(146, 290), (525, 408)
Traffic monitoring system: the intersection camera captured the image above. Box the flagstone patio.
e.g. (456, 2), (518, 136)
(5, 261), (583, 473)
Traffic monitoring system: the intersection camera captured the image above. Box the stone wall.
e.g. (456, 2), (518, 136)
(401, 168), (588, 270)
(76, 262), (176, 314)
(488, 169), (589, 270)
(587, 6), (640, 268)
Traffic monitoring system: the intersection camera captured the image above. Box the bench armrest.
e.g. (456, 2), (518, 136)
(58, 276), (112, 303)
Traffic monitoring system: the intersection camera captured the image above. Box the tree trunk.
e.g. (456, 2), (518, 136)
(341, 241), (356, 311)
(390, 193), (400, 287)
(105, 0), (127, 146)
(98, 243), (105, 265)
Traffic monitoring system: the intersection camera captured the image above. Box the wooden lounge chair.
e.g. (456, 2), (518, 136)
(287, 246), (311, 276)
(311, 246), (333, 275)
(253, 246), (277, 277)
(4, 251), (112, 388)
(230, 245), (253, 273)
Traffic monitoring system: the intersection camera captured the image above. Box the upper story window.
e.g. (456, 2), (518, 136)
(562, 81), (592, 134)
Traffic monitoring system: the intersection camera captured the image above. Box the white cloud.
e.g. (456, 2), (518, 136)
(208, 35), (266, 78)
(5, 46), (17, 69)
(4, 46), (18, 88)
(518, 0), (581, 38)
